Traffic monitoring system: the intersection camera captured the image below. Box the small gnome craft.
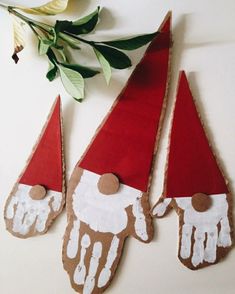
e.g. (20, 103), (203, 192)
(63, 12), (172, 294)
(4, 96), (65, 238)
(152, 71), (233, 269)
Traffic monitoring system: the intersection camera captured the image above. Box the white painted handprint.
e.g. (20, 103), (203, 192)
(63, 167), (152, 294)
(152, 193), (232, 269)
(5, 184), (63, 237)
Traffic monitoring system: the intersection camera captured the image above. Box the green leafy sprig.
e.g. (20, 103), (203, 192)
(1, 4), (158, 101)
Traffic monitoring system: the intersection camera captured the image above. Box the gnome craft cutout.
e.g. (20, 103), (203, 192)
(63, 12), (172, 294)
(152, 71), (233, 269)
(4, 96), (65, 238)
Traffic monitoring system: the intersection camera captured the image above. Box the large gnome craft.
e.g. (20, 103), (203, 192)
(63, 12), (172, 294)
(4, 97), (65, 238)
(152, 72), (233, 269)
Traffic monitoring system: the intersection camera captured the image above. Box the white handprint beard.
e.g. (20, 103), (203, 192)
(70, 170), (148, 236)
(175, 194), (231, 267)
(5, 184), (63, 237)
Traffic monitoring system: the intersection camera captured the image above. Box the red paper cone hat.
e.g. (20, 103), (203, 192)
(165, 71), (228, 198)
(19, 96), (63, 192)
(79, 12), (172, 192)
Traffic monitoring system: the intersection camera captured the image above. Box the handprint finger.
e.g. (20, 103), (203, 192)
(50, 193), (63, 212)
(179, 224), (193, 259)
(5, 195), (18, 219)
(11, 201), (26, 234)
(132, 198), (149, 241)
(16, 210), (38, 236)
(204, 226), (218, 264)
(218, 217), (232, 247)
(67, 219), (81, 259)
(35, 206), (50, 233)
(83, 242), (102, 294)
(192, 228), (206, 267)
(74, 234), (91, 285)
(98, 235), (120, 288)
(22, 210), (37, 233)
(152, 197), (172, 217)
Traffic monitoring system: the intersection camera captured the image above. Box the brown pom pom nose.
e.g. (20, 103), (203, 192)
(98, 173), (120, 195)
(191, 193), (212, 212)
(29, 185), (47, 200)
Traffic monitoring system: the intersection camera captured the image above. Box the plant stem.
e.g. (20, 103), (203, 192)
(0, 2), (8, 9)
(9, 7), (53, 33)
(28, 22), (39, 38)
(58, 32), (79, 46)
(59, 31), (94, 46)
(8, 7), (33, 24)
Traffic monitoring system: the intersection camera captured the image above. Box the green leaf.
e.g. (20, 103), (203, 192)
(46, 59), (58, 81)
(55, 7), (100, 35)
(93, 48), (111, 84)
(55, 20), (72, 33)
(58, 64), (84, 101)
(101, 32), (158, 50)
(38, 38), (53, 55)
(72, 6), (100, 34)
(93, 44), (131, 69)
(60, 63), (99, 78)
(46, 48), (58, 81)
(55, 47), (68, 62)
(46, 48), (57, 63)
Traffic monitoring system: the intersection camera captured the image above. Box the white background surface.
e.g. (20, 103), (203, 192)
(0, 0), (235, 293)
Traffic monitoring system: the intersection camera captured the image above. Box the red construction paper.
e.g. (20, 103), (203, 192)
(20, 96), (63, 192)
(166, 71), (228, 198)
(80, 14), (171, 192)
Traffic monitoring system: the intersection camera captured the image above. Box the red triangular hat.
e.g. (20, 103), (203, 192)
(19, 96), (63, 192)
(79, 12), (172, 192)
(165, 71), (228, 198)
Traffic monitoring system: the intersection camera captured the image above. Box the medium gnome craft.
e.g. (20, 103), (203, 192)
(4, 96), (65, 238)
(63, 12), (172, 294)
(152, 71), (233, 269)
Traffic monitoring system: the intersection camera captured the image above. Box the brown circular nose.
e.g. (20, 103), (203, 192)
(191, 193), (212, 212)
(29, 185), (47, 200)
(98, 173), (120, 195)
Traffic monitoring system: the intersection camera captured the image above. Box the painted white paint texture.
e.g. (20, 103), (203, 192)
(153, 194), (231, 267)
(73, 234), (91, 285)
(132, 199), (148, 241)
(83, 242), (102, 294)
(98, 235), (120, 288)
(71, 170), (148, 236)
(67, 219), (81, 259)
(152, 198), (171, 217)
(5, 184), (63, 235)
